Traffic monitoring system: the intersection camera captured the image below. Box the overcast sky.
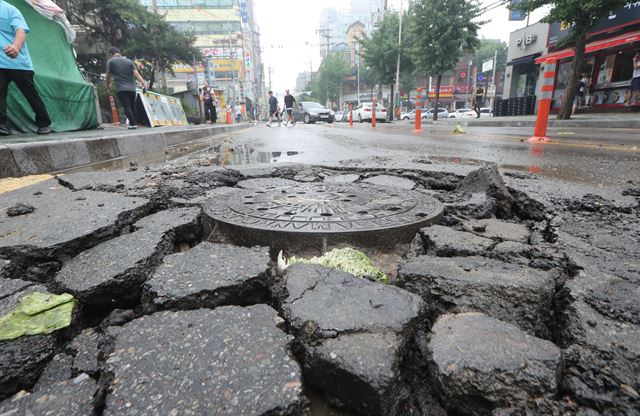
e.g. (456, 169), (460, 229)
(254, 0), (548, 93)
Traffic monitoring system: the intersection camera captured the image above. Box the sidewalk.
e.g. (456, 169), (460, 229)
(0, 123), (248, 179)
(425, 113), (640, 129)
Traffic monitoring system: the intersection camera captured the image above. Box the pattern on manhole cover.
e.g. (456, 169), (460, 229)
(204, 183), (443, 233)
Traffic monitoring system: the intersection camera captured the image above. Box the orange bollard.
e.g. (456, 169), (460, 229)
(529, 58), (557, 143)
(372, 98), (377, 128)
(349, 104), (353, 128)
(414, 88), (423, 133)
(226, 108), (232, 124)
(109, 96), (120, 126)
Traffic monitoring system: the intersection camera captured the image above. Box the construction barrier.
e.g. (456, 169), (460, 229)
(414, 88), (423, 133)
(529, 58), (557, 143)
(226, 108), (233, 124)
(349, 104), (353, 128)
(372, 98), (377, 128)
(109, 95), (119, 126)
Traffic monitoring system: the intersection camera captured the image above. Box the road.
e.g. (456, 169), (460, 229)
(204, 121), (639, 204)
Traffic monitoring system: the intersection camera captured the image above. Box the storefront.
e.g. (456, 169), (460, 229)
(504, 22), (549, 99)
(536, 3), (640, 110)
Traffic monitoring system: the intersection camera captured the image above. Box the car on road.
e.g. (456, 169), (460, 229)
(353, 102), (388, 123)
(480, 107), (493, 117)
(400, 109), (419, 121)
(293, 101), (335, 124)
(449, 108), (476, 119)
(423, 108), (450, 119)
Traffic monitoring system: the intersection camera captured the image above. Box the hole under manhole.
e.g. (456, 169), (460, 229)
(388, 207), (401, 211)
(320, 213), (333, 217)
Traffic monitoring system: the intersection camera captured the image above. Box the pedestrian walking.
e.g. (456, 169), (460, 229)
(105, 47), (148, 129)
(234, 101), (242, 123)
(626, 52), (640, 106)
(473, 86), (484, 118)
(266, 91), (280, 127)
(572, 74), (589, 115)
(202, 83), (217, 124)
(0, 1), (52, 136)
(283, 89), (296, 126)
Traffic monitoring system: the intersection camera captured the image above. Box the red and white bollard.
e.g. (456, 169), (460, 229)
(529, 58), (557, 143)
(349, 104), (353, 128)
(372, 97), (377, 128)
(109, 96), (120, 126)
(414, 88), (423, 133)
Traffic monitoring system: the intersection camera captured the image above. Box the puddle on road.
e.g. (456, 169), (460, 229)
(55, 138), (303, 175)
(189, 144), (303, 166)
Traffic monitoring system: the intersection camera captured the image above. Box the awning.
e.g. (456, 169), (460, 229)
(536, 30), (640, 63)
(507, 53), (541, 66)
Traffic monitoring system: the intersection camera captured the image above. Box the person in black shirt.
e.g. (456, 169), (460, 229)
(201, 83), (217, 124)
(267, 91), (280, 127)
(473, 86), (484, 118)
(283, 89), (296, 126)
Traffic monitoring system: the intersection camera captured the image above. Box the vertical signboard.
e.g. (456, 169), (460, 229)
(509, 0), (526, 21)
(240, 0), (248, 23)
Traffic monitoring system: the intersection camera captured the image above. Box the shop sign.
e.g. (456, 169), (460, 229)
(548, 2), (640, 46)
(428, 86), (454, 97)
(240, 1), (248, 23)
(515, 33), (538, 49)
(200, 47), (244, 59)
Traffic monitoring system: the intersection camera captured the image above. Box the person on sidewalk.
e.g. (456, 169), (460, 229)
(234, 101), (242, 123)
(572, 74), (589, 115)
(283, 89), (296, 126)
(105, 47), (148, 129)
(473, 86), (484, 118)
(266, 91), (280, 127)
(0, 1), (52, 136)
(626, 52), (640, 106)
(202, 83), (217, 124)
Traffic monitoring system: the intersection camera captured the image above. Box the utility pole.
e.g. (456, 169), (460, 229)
(317, 28), (332, 58)
(491, 49), (498, 109)
(268, 66), (273, 92)
(151, 0), (157, 13)
(193, 54), (203, 121)
(465, 61), (472, 107)
(394, 0), (403, 119)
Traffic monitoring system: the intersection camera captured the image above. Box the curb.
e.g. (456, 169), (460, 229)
(424, 119), (640, 129)
(0, 124), (245, 179)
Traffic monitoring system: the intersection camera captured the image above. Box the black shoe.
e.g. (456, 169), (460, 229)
(37, 125), (52, 135)
(0, 124), (9, 136)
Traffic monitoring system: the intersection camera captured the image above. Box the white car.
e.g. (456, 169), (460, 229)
(480, 107), (493, 117)
(423, 108), (450, 119)
(353, 102), (388, 123)
(449, 108), (476, 119)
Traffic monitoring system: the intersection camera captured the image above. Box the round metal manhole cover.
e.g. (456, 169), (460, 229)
(204, 183), (444, 250)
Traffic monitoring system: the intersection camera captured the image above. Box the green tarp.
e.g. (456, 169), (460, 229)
(6, 1), (97, 133)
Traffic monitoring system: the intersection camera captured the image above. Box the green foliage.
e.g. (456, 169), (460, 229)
(408, 0), (482, 76)
(408, 0), (483, 119)
(473, 39), (507, 75)
(360, 11), (414, 87)
(313, 52), (351, 105)
(510, 0), (628, 45)
(285, 248), (388, 284)
(68, 0), (199, 85)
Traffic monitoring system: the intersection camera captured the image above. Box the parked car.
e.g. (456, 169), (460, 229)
(293, 101), (335, 124)
(449, 108), (476, 119)
(353, 102), (388, 123)
(480, 107), (493, 117)
(335, 109), (351, 122)
(400, 109), (419, 121)
(423, 108), (450, 119)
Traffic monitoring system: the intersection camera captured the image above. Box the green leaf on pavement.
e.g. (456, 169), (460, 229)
(0, 292), (75, 341)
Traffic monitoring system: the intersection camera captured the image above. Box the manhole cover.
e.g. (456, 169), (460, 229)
(204, 183), (443, 251)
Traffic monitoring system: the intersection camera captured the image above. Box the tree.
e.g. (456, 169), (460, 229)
(511, 0), (627, 119)
(360, 11), (414, 119)
(408, 0), (482, 120)
(67, 0), (198, 90)
(313, 52), (350, 107)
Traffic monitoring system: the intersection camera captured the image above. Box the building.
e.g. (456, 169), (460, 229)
(295, 71), (316, 92)
(534, 2), (640, 111)
(140, 0), (264, 110)
(318, 0), (385, 57)
(503, 22), (549, 99)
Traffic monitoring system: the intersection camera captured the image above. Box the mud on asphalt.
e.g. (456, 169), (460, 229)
(0, 151), (638, 416)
